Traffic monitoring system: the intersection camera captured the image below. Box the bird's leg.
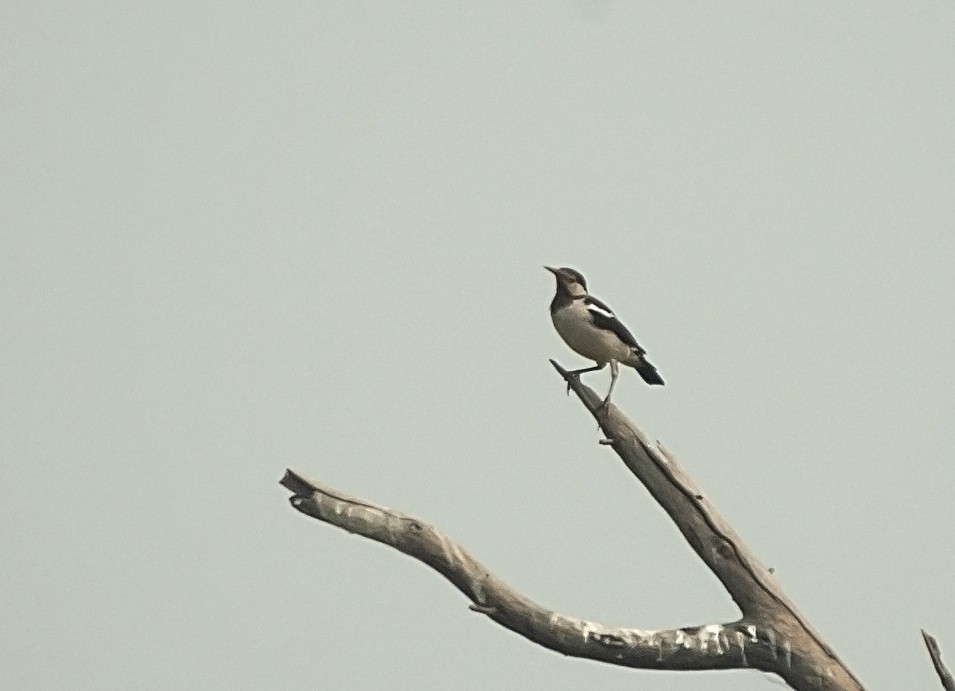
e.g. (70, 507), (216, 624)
(601, 360), (620, 408)
(565, 363), (605, 395)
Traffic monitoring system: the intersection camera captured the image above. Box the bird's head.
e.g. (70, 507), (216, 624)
(545, 266), (588, 297)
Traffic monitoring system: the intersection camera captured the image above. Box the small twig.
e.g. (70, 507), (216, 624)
(923, 630), (955, 691)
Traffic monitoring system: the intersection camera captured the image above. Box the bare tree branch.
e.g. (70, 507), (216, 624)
(282, 469), (775, 674)
(549, 360), (866, 690)
(279, 361), (872, 690)
(923, 630), (955, 690)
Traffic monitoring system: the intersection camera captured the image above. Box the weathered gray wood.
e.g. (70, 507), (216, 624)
(549, 360), (866, 690)
(281, 469), (781, 674)
(923, 630), (955, 690)
(279, 361), (877, 689)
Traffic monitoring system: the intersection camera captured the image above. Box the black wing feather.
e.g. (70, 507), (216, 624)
(584, 296), (646, 355)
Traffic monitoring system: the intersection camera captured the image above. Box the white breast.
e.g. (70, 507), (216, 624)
(551, 302), (632, 365)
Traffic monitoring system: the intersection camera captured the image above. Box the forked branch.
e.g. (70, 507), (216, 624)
(280, 361), (873, 689)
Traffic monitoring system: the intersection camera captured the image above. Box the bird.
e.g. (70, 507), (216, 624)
(545, 266), (663, 405)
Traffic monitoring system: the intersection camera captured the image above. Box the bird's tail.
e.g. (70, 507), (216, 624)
(634, 358), (665, 386)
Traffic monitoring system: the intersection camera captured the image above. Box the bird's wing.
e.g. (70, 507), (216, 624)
(585, 296), (646, 355)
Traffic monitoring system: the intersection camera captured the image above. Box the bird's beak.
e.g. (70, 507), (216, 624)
(544, 266), (559, 275)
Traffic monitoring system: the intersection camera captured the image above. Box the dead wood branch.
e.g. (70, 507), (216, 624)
(282, 469), (771, 673)
(923, 630), (955, 690)
(279, 361), (876, 689)
(549, 359), (866, 690)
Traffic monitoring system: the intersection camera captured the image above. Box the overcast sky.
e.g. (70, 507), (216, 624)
(3, 3), (954, 690)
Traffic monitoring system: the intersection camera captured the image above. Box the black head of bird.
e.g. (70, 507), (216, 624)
(545, 266), (588, 297)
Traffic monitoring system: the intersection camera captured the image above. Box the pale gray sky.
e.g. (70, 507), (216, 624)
(3, 3), (954, 690)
